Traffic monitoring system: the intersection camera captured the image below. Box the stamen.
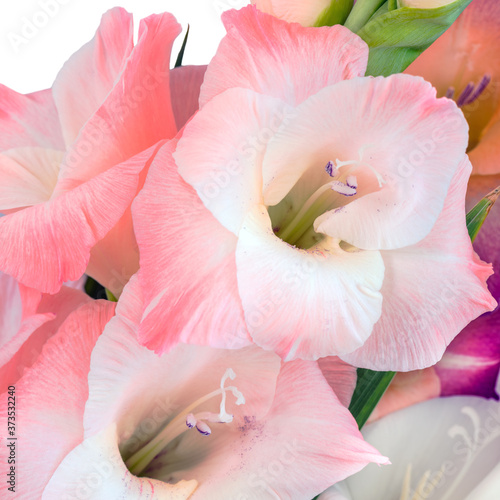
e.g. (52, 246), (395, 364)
(331, 180), (357, 196)
(445, 87), (455, 99)
(456, 82), (475, 107)
(462, 74), (492, 106)
(325, 160), (337, 177)
(125, 368), (245, 477)
(346, 175), (357, 189)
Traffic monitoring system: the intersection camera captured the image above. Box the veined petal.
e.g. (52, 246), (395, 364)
(0, 87), (64, 150)
(200, 6), (368, 107)
(52, 7), (134, 147)
(0, 148), (63, 210)
(170, 65), (207, 130)
(55, 12), (181, 193)
(43, 424), (198, 500)
(236, 205), (384, 360)
(342, 158), (496, 371)
(0, 146), (155, 293)
(134, 141), (250, 354)
(0, 301), (115, 499)
(262, 74), (468, 250)
(176, 88), (293, 235)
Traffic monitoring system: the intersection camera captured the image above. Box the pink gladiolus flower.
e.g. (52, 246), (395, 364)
(406, 0), (500, 175)
(133, 6), (495, 369)
(0, 277), (387, 499)
(0, 8), (206, 295)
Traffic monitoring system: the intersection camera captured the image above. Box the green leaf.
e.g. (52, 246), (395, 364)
(466, 185), (500, 242)
(344, 0), (386, 32)
(314, 0), (354, 27)
(348, 369), (395, 429)
(354, 0), (472, 76)
(174, 25), (190, 68)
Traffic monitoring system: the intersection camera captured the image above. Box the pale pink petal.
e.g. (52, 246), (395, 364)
(52, 7), (134, 147)
(176, 88), (292, 235)
(261, 75), (468, 250)
(341, 158), (497, 371)
(0, 301), (115, 500)
(55, 13), (181, 194)
(170, 65), (207, 130)
(43, 425), (198, 499)
(0, 148), (62, 210)
(236, 205), (384, 360)
(0, 145), (157, 293)
(0, 87), (64, 150)
(200, 6), (368, 107)
(133, 141), (250, 354)
(252, 0), (336, 26)
(178, 360), (387, 499)
(318, 356), (358, 407)
(368, 368), (441, 422)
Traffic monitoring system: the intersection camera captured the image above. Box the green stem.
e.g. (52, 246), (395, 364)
(344, 0), (387, 32)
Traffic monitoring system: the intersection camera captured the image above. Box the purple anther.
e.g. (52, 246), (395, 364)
(456, 82), (475, 107)
(445, 87), (455, 99)
(196, 421), (212, 436)
(325, 161), (336, 177)
(186, 413), (196, 428)
(463, 74), (492, 106)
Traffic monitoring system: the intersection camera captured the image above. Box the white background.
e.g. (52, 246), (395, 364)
(0, 0), (250, 94)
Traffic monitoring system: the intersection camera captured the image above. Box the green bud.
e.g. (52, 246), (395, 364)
(313, 0), (355, 26)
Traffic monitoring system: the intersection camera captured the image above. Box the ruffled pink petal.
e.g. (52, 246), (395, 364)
(318, 356), (358, 407)
(0, 148), (63, 210)
(252, 0), (335, 26)
(0, 145), (157, 293)
(55, 12), (181, 194)
(0, 87), (64, 150)
(200, 6), (368, 107)
(170, 65), (207, 130)
(176, 88), (292, 235)
(133, 141), (250, 354)
(43, 425), (198, 499)
(236, 205), (384, 361)
(262, 75), (469, 250)
(182, 360), (387, 499)
(0, 300), (115, 499)
(341, 158), (497, 371)
(52, 8), (134, 147)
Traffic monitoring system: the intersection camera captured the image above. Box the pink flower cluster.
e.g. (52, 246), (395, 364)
(0, 2), (499, 499)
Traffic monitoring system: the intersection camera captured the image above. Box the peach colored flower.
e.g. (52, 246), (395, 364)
(133, 6), (495, 369)
(406, 0), (500, 175)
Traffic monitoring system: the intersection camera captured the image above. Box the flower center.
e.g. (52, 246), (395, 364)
(124, 368), (245, 477)
(270, 145), (383, 249)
